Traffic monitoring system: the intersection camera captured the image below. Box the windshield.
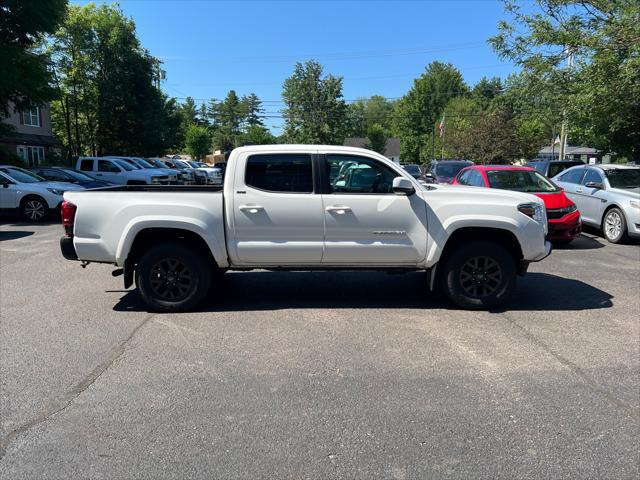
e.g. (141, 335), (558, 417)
(133, 158), (155, 169)
(435, 163), (468, 178)
(175, 160), (191, 169)
(114, 160), (135, 171)
(486, 170), (557, 193)
(151, 159), (168, 168)
(187, 161), (201, 168)
(64, 169), (97, 181)
(605, 168), (640, 189)
(0, 167), (45, 183)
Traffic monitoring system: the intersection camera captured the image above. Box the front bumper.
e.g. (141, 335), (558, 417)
(60, 236), (78, 260)
(547, 211), (582, 241)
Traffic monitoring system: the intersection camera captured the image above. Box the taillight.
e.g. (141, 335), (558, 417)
(61, 201), (76, 237)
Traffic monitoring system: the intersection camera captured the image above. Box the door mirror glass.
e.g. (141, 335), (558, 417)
(392, 177), (415, 196)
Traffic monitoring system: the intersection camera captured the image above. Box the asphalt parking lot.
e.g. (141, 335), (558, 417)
(0, 220), (638, 479)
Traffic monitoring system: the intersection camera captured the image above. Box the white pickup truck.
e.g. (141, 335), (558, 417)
(60, 145), (551, 311)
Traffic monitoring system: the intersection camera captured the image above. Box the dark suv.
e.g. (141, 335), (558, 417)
(425, 160), (474, 184)
(526, 160), (585, 179)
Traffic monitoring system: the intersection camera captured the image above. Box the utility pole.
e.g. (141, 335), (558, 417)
(558, 49), (574, 160)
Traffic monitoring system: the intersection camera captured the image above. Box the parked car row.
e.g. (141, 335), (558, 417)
(75, 156), (223, 186)
(0, 155), (226, 221)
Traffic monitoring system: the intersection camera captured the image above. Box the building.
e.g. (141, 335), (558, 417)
(1, 102), (58, 166)
(343, 137), (401, 164)
(537, 145), (600, 163)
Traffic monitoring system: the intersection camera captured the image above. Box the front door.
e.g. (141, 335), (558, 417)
(320, 153), (428, 265)
(230, 151), (324, 265)
(575, 167), (607, 224)
(96, 159), (124, 184)
(0, 174), (18, 209)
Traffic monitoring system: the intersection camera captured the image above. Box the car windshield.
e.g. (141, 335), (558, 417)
(187, 161), (200, 168)
(486, 170), (557, 193)
(150, 160), (168, 168)
(175, 160), (191, 169)
(435, 163), (468, 178)
(114, 160), (135, 171)
(63, 169), (96, 181)
(0, 167), (45, 183)
(133, 158), (155, 168)
(605, 168), (640, 189)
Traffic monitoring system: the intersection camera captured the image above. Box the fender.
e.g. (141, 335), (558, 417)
(115, 215), (229, 268)
(426, 214), (524, 268)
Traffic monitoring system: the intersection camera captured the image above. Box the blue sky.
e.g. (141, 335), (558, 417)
(75, 0), (519, 132)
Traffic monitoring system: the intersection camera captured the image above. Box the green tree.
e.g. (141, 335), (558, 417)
(364, 123), (387, 154)
(0, 0), (67, 137)
(471, 77), (504, 109)
(241, 124), (275, 145)
(49, 3), (177, 157)
(393, 62), (469, 162)
(242, 93), (264, 127)
(347, 95), (395, 137)
(491, 0), (640, 160)
(185, 124), (211, 160)
(282, 60), (348, 144)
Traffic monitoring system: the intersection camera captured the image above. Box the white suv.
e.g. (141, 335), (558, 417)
(76, 157), (172, 185)
(0, 165), (84, 221)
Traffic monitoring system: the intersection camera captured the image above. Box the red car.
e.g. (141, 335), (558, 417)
(452, 165), (582, 243)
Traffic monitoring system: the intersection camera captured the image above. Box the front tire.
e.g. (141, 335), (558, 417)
(602, 208), (627, 244)
(135, 243), (211, 312)
(442, 241), (516, 310)
(20, 196), (48, 222)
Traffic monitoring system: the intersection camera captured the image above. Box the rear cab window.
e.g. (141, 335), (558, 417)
(245, 153), (313, 193)
(79, 159), (94, 171)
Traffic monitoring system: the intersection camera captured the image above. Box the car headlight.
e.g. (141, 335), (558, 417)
(47, 188), (65, 195)
(518, 202), (545, 223)
(630, 200), (640, 209)
(151, 177), (161, 184)
(562, 203), (577, 214)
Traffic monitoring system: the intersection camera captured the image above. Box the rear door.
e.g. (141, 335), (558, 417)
(230, 150), (324, 265)
(0, 173), (18, 209)
(319, 153), (427, 265)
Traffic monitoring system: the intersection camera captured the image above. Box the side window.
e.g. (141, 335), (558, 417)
(245, 154), (313, 193)
(456, 169), (471, 185)
(468, 170), (485, 187)
(325, 155), (397, 194)
(582, 168), (603, 185)
(79, 159), (94, 171)
(98, 160), (120, 173)
(549, 163), (573, 178)
(40, 169), (68, 181)
(557, 168), (584, 184)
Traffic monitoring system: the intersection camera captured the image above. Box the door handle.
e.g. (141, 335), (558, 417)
(239, 205), (265, 214)
(95, 173), (103, 176)
(575, 188), (583, 193)
(325, 205), (352, 214)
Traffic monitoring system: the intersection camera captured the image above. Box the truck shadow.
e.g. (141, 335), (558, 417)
(112, 271), (613, 313)
(0, 230), (34, 241)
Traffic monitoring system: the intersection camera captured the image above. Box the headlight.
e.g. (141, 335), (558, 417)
(518, 202), (545, 223)
(630, 200), (640, 209)
(47, 188), (65, 195)
(563, 203), (577, 214)
(151, 177), (161, 184)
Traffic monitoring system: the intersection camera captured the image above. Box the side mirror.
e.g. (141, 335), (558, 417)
(585, 181), (604, 190)
(392, 176), (415, 196)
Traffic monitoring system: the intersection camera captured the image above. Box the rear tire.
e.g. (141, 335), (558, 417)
(602, 208), (627, 244)
(441, 241), (516, 310)
(20, 196), (48, 222)
(135, 243), (211, 312)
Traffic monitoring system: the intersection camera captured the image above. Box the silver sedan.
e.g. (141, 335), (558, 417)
(553, 164), (640, 243)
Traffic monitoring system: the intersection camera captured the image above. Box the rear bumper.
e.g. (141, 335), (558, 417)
(60, 236), (78, 260)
